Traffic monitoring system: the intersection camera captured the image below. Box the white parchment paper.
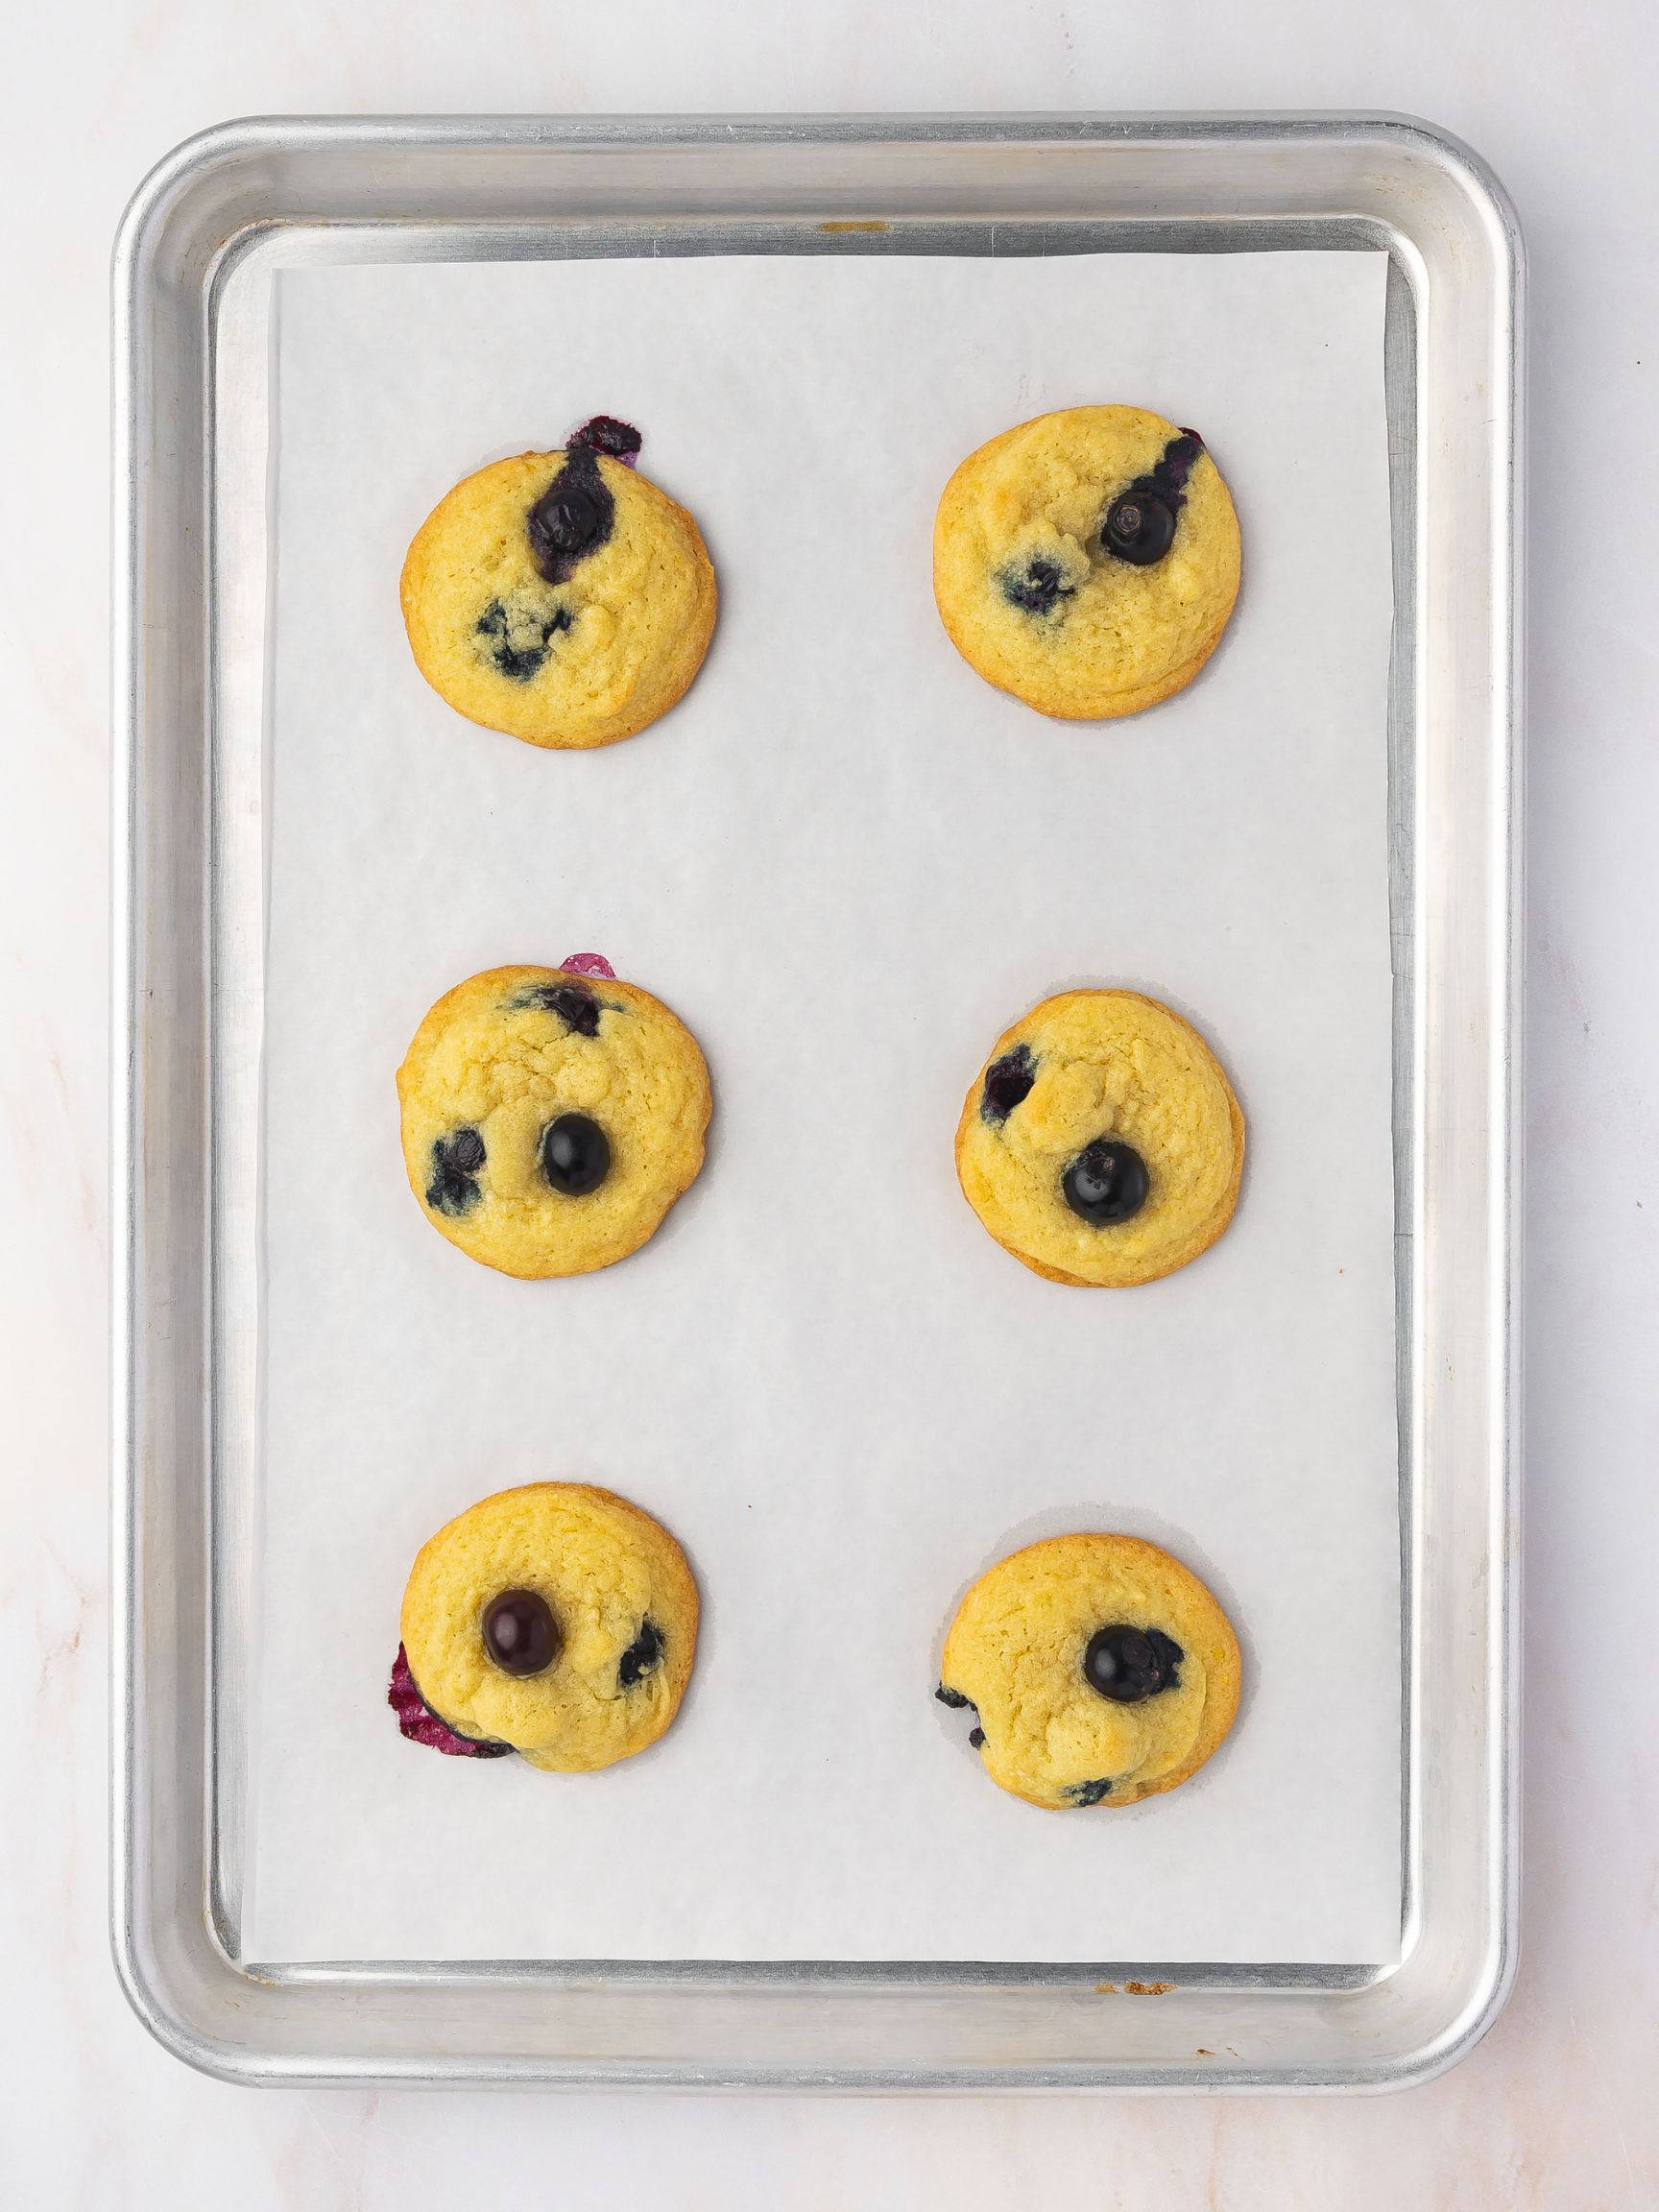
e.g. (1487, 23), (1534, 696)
(246, 251), (1399, 1963)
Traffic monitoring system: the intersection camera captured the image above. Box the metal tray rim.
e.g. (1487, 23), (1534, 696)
(113, 108), (1522, 2092)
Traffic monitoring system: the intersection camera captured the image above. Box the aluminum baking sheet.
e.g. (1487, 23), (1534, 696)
(114, 113), (1522, 2089)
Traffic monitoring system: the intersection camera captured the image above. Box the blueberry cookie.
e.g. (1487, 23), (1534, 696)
(397, 955), (710, 1279)
(933, 406), (1240, 720)
(955, 989), (1243, 1287)
(400, 417), (717, 750)
(392, 1482), (698, 1771)
(938, 1534), (1240, 1810)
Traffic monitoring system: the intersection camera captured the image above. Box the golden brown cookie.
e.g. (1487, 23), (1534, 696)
(938, 1534), (1240, 1810)
(392, 1482), (699, 1772)
(397, 956), (710, 1280)
(933, 406), (1240, 720)
(955, 988), (1243, 1287)
(400, 417), (717, 749)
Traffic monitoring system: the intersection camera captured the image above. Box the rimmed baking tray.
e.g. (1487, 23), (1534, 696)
(112, 111), (1522, 2090)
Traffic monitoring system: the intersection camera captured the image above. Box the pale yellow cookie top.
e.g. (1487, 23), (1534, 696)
(933, 405), (1240, 720)
(940, 1533), (1240, 1810)
(954, 988), (1243, 1287)
(400, 1483), (699, 1773)
(400, 446), (717, 749)
(397, 965), (710, 1280)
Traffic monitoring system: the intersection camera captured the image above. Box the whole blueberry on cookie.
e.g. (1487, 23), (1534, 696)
(400, 418), (717, 750)
(393, 1482), (698, 1772)
(397, 955), (710, 1279)
(955, 989), (1244, 1287)
(933, 406), (1240, 720)
(938, 1534), (1240, 1809)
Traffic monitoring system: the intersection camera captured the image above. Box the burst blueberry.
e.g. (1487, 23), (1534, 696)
(981, 1046), (1036, 1124)
(1063, 1778), (1113, 1807)
(517, 980), (601, 1035)
(1082, 1624), (1184, 1703)
(1100, 431), (1206, 568)
(568, 415), (643, 463)
(617, 1618), (663, 1688)
(1003, 559), (1075, 614)
(527, 447), (614, 582)
(474, 598), (572, 683)
(426, 1126), (485, 1216)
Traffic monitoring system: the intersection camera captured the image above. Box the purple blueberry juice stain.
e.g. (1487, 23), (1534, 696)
(526, 447), (612, 583)
(1100, 430), (1207, 567)
(560, 952), (616, 979)
(388, 1644), (512, 1758)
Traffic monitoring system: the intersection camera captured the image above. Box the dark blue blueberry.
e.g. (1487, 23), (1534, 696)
(541, 1113), (611, 1196)
(527, 447), (614, 582)
(1102, 493), (1175, 565)
(483, 1589), (560, 1677)
(1082, 1624), (1184, 1703)
(426, 1127), (485, 1216)
(569, 415), (643, 463)
(1002, 558), (1075, 614)
(617, 1618), (663, 1688)
(1062, 1778), (1113, 1808)
(981, 1046), (1036, 1124)
(474, 598), (573, 683)
(1062, 1139), (1149, 1225)
(1100, 431), (1206, 567)
(935, 1684), (972, 1710)
(968, 1726), (986, 1749)
(515, 980), (601, 1034)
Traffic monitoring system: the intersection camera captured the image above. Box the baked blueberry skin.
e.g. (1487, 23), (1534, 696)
(1062, 1777), (1114, 1808)
(1101, 493), (1176, 565)
(516, 980), (602, 1035)
(617, 1618), (663, 1688)
(426, 1126), (486, 1216)
(1002, 558), (1076, 615)
(526, 447), (614, 583)
(1099, 430), (1207, 568)
(474, 597), (573, 683)
(568, 415), (643, 464)
(1082, 1624), (1184, 1702)
(981, 1046), (1037, 1124)
(389, 1644), (513, 1758)
(1061, 1139), (1150, 1225)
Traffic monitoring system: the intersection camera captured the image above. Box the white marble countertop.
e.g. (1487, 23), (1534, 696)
(5, 1), (1657, 2202)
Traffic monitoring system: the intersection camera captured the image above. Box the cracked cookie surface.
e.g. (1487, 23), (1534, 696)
(397, 1483), (698, 1772)
(933, 405), (1240, 720)
(955, 988), (1243, 1287)
(400, 429), (716, 749)
(939, 1534), (1240, 1810)
(397, 964), (710, 1279)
